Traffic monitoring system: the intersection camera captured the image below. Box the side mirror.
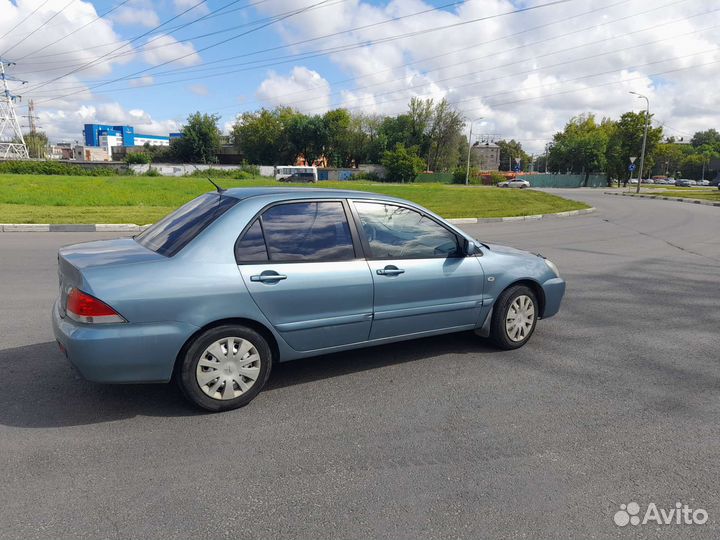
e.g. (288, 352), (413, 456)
(463, 239), (477, 256)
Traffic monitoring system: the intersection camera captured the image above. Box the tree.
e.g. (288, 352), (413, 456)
(231, 107), (294, 164)
(286, 113), (326, 166)
(322, 108), (352, 167)
(496, 139), (529, 172)
(651, 143), (686, 177)
(426, 98), (464, 172)
(690, 128), (720, 149)
(172, 112), (222, 163)
(24, 131), (48, 159)
(548, 114), (611, 184)
(605, 111), (662, 180)
(381, 144), (425, 183)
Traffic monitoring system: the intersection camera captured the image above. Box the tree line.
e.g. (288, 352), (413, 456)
(539, 113), (719, 181)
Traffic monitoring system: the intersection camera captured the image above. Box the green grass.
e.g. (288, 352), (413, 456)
(0, 174), (589, 224)
(651, 190), (720, 202)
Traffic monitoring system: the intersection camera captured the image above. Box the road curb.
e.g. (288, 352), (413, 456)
(447, 207), (595, 224)
(0, 209), (596, 232)
(0, 224), (149, 233)
(604, 191), (720, 207)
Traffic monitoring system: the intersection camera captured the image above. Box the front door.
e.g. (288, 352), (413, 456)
(236, 200), (373, 352)
(351, 201), (484, 340)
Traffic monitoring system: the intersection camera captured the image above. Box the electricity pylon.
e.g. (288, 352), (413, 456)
(0, 59), (29, 160)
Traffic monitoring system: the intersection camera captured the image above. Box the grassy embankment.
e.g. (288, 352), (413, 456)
(0, 174), (590, 224)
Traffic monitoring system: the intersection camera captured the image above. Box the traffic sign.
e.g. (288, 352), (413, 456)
(628, 163), (636, 172)
(513, 165), (521, 172)
(629, 156), (637, 164)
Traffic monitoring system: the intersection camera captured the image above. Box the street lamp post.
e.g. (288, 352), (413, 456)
(629, 91), (649, 194)
(465, 117), (483, 186)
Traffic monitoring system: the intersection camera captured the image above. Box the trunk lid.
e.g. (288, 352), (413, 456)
(57, 238), (164, 317)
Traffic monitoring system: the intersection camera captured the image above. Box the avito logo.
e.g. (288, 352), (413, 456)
(614, 501), (708, 527)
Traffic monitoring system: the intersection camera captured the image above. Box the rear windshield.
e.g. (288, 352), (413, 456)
(135, 193), (238, 257)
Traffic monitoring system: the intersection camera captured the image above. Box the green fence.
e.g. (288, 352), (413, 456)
(527, 173), (608, 188)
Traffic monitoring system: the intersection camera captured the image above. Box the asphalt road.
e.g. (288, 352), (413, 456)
(1, 189), (718, 539)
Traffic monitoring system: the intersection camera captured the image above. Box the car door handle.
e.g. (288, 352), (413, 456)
(250, 272), (287, 283)
(376, 266), (405, 276)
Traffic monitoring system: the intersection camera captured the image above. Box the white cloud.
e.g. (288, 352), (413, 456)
(174, 0), (210, 15)
(256, 67), (331, 113)
(111, 6), (160, 28)
(188, 84), (209, 96)
(142, 35), (202, 67)
(253, 0), (720, 152)
(128, 75), (155, 88)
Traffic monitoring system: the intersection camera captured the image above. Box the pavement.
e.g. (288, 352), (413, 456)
(0, 188), (718, 539)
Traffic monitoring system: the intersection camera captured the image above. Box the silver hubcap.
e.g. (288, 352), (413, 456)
(196, 337), (261, 400)
(505, 295), (535, 342)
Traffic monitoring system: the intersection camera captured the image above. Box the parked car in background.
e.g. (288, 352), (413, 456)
(278, 172), (317, 183)
(687, 180), (698, 186)
(675, 179), (692, 187)
(628, 179), (639, 185)
(697, 180), (710, 186)
(498, 179), (531, 189)
(641, 178), (654, 184)
(654, 179), (667, 185)
(274, 166), (318, 182)
(52, 187), (565, 412)
(665, 178), (676, 185)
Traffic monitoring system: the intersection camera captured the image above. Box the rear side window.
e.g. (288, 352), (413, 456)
(135, 193), (238, 257)
(235, 201), (355, 263)
(234, 219), (268, 262)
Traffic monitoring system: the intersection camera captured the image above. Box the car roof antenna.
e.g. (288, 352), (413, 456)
(207, 176), (226, 193)
(190, 164), (225, 193)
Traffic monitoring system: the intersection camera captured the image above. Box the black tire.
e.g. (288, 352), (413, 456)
(489, 285), (538, 350)
(176, 325), (273, 412)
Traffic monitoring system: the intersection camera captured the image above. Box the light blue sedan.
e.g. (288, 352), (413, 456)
(52, 187), (565, 411)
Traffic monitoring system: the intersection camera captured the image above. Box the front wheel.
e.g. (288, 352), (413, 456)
(489, 285), (538, 350)
(176, 325), (272, 412)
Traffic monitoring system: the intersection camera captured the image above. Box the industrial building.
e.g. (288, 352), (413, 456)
(81, 124), (182, 159)
(471, 141), (501, 171)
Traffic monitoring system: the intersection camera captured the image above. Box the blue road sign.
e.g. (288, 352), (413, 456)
(513, 165), (521, 172)
(628, 163), (636, 172)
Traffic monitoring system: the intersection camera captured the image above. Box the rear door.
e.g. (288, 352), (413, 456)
(351, 200), (484, 341)
(236, 200), (373, 352)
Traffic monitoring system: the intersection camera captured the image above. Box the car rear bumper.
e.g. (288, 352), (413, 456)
(52, 299), (197, 383)
(541, 277), (565, 318)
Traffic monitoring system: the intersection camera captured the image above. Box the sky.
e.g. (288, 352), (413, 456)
(0, 0), (718, 152)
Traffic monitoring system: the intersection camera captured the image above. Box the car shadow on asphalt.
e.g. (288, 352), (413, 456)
(0, 332), (496, 428)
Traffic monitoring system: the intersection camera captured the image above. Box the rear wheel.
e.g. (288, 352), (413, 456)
(489, 285), (538, 350)
(177, 325), (272, 412)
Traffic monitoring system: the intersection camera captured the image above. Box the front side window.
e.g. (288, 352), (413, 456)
(236, 201), (355, 263)
(354, 202), (459, 259)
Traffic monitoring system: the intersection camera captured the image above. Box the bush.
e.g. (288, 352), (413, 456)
(143, 167), (161, 176)
(487, 171), (506, 185)
(381, 144), (425, 183)
(353, 171), (380, 181)
(125, 152), (152, 165)
(452, 167), (483, 184)
(185, 166), (258, 179)
(0, 160), (120, 176)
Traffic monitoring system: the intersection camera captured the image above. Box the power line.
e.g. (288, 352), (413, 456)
(39, 0), (698, 117)
(16, 0), (347, 70)
(13, 0), (277, 62)
(22, 0), (212, 95)
(0, 0), (53, 42)
(34, 0), (575, 105)
(0, 0), (77, 57)
(13, 0), (134, 62)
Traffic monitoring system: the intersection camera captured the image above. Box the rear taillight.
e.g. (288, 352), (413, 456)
(66, 288), (126, 324)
